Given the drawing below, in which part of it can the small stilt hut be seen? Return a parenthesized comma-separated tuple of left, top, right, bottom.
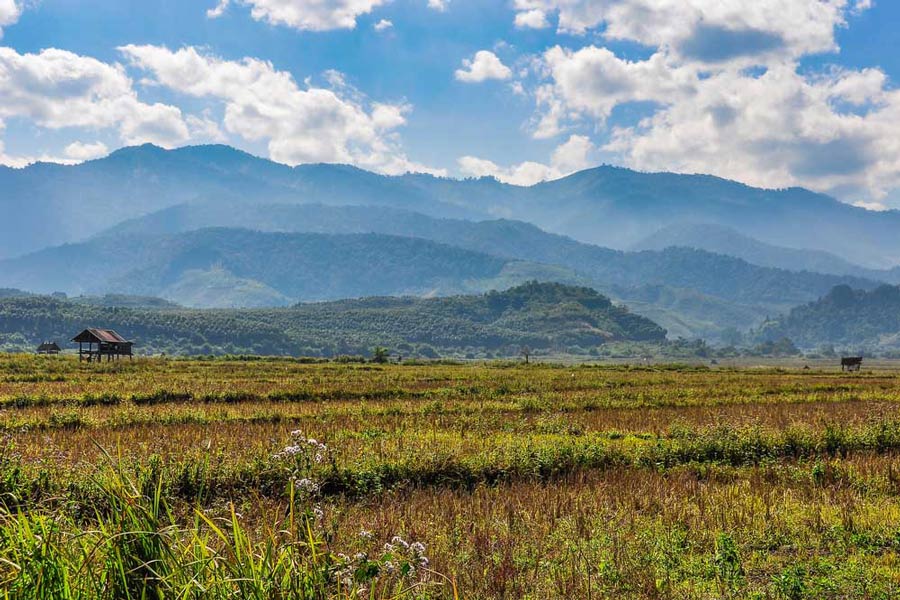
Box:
(36, 341, 61, 355)
(72, 328, 133, 362)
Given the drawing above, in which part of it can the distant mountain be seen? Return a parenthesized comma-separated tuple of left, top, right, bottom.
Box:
(0, 282, 666, 356)
(757, 284, 900, 351)
(5, 144, 900, 267)
(0, 144, 482, 259)
(509, 168, 900, 268)
(633, 223, 900, 282)
(0, 228, 581, 308)
(101, 202, 882, 322)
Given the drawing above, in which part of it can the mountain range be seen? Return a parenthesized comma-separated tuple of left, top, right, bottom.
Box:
(5, 144, 900, 267)
(0, 203, 879, 340)
(632, 223, 900, 282)
(3, 143, 900, 348)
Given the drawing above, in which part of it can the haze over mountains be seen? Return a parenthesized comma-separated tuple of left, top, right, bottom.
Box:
(4, 144, 900, 266)
(3, 143, 900, 349)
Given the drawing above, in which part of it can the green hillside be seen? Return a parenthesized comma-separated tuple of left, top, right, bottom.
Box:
(97, 203, 880, 338)
(756, 284, 900, 350)
(0, 229, 582, 307)
(0, 282, 666, 356)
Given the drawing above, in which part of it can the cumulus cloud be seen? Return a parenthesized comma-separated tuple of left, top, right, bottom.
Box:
(233, 0, 386, 31)
(540, 46, 693, 122)
(603, 65, 900, 200)
(458, 134, 595, 185)
(0, 47, 190, 151)
(64, 141, 109, 161)
(513, 0, 861, 62)
(119, 44, 443, 175)
(373, 18, 392, 31)
(515, 9, 550, 29)
(427, 0, 449, 11)
(455, 50, 513, 83)
(519, 0, 896, 201)
(0, 0, 20, 38)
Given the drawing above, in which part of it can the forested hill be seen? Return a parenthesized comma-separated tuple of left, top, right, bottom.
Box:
(5, 144, 900, 267)
(0, 229, 580, 307)
(0, 282, 666, 356)
(756, 284, 900, 350)
(99, 203, 880, 309)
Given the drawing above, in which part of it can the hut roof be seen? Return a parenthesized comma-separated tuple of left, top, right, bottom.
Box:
(36, 342, 61, 352)
(72, 328, 130, 344)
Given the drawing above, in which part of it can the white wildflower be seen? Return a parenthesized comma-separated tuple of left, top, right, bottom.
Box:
(296, 478, 320, 494)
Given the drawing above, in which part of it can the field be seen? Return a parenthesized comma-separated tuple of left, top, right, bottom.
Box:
(2, 355, 900, 598)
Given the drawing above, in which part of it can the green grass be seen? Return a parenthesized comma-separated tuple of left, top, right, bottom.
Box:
(3, 356, 900, 598)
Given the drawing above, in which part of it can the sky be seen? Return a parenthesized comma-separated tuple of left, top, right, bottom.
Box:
(1, 0, 900, 208)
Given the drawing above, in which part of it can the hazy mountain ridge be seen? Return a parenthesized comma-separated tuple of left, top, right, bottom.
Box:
(5, 144, 900, 268)
(0, 228, 581, 308)
(98, 202, 881, 325)
(633, 223, 900, 281)
(0, 282, 666, 356)
(5, 143, 900, 347)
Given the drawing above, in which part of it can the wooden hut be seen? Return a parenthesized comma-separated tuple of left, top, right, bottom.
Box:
(72, 328, 133, 362)
(36, 341, 61, 355)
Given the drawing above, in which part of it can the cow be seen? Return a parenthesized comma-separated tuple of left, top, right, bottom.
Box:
(841, 357, 863, 372)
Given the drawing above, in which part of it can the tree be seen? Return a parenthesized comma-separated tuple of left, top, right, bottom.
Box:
(371, 346, 390, 364)
(520, 345, 532, 364)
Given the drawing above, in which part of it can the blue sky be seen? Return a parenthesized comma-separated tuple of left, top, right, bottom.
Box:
(1, 0, 899, 207)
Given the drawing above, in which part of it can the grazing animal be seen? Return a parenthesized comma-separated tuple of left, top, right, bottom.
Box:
(841, 357, 863, 372)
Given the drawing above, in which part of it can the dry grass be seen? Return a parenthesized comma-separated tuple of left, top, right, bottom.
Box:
(3, 355, 900, 598)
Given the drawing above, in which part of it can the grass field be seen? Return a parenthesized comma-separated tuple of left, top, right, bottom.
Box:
(2, 354, 900, 598)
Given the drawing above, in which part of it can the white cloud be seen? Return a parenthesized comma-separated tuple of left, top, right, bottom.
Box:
(119, 45, 443, 175)
(458, 134, 595, 185)
(427, 0, 449, 11)
(518, 1, 897, 202)
(515, 9, 549, 29)
(551, 134, 594, 172)
(235, 0, 386, 31)
(207, 0, 230, 18)
(373, 18, 392, 31)
(186, 111, 229, 142)
(455, 50, 513, 83)
(541, 46, 693, 122)
(854, 199, 887, 211)
(603, 64, 900, 200)
(0, 0, 20, 38)
(513, 0, 869, 64)
(64, 141, 109, 161)
(0, 47, 190, 150)
(852, 0, 873, 15)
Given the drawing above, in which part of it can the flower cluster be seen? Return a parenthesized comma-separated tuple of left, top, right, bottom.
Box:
(331, 533, 431, 595)
(274, 430, 330, 500)
(383, 535, 430, 578)
(273, 430, 329, 464)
